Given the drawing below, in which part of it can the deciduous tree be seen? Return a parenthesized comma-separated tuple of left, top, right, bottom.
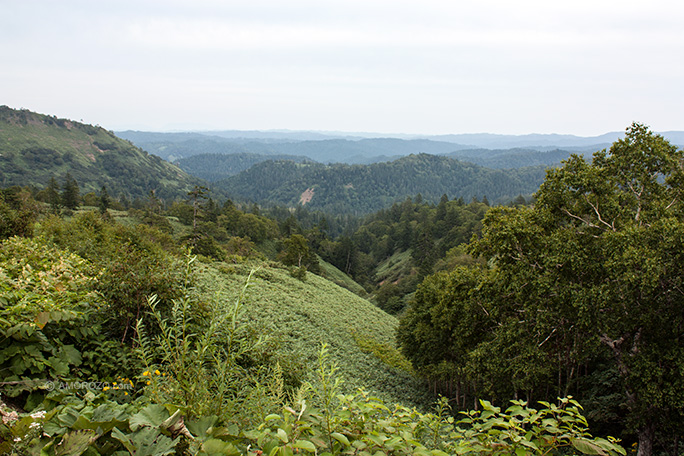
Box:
(399, 123, 684, 455)
(475, 123, 684, 455)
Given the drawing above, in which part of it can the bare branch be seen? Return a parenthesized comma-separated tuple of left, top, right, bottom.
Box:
(599, 334, 625, 354)
(538, 327, 557, 347)
(582, 196, 616, 231)
(561, 208, 599, 229)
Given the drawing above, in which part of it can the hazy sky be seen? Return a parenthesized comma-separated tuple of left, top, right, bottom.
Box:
(3, 0, 684, 135)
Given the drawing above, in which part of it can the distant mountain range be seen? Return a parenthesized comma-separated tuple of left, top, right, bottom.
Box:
(118, 128, 684, 165)
(4, 106, 682, 215)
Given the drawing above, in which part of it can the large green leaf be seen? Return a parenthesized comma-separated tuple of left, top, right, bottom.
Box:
(53, 430, 99, 456)
(571, 438, 608, 455)
(201, 438, 240, 455)
(129, 404, 169, 431)
(112, 426, 178, 456)
(186, 415, 219, 439)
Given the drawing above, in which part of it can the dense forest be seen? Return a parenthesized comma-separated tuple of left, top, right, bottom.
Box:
(175, 148, 571, 184)
(176, 153, 313, 182)
(3, 112, 681, 456)
(214, 154, 545, 214)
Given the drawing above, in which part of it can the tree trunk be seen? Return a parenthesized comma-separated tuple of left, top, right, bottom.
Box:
(672, 435, 679, 456)
(636, 421, 655, 456)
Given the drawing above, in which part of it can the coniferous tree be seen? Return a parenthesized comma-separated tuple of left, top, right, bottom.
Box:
(61, 173, 80, 210)
(187, 185, 208, 232)
(99, 185, 110, 214)
(46, 176, 61, 213)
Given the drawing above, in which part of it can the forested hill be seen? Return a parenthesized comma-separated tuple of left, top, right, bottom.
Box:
(177, 152, 314, 181)
(0, 106, 200, 200)
(214, 153, 547, 214)
(448, 148, 573, 169)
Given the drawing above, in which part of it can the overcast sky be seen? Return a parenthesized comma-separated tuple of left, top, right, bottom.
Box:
(2, 0, 683, 136)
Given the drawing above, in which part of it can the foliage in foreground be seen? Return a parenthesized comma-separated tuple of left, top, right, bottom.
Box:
(0, 206, 624, 456)
(3, 347, 625, 456)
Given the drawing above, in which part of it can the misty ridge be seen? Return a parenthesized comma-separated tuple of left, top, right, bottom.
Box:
(117, 128, 684, 167)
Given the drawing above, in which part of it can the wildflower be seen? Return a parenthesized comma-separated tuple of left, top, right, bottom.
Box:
(103, 386, 110, 391)
(154, 370, 160, 375)
(143, 371, 150, 376)
(146, 381, 151, 385)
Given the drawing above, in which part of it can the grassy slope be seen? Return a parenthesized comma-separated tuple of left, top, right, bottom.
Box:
(375, 250, 414, 284)
(316, 256, 368, 296)
(196, 259, 432, 408)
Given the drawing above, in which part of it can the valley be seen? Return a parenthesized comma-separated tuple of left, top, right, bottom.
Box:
(2, 107, 680, 454)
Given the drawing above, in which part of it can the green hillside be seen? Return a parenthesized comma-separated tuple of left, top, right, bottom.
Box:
(197, 260, 428, 406)
(0, 106, 199, 200)
(215, 153, 546, 214)
(316, 256, 368, 295)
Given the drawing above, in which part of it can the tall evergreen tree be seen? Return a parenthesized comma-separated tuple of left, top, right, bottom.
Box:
(187, 185, 208, 232)
(46, 176, 61, 212)
(61, 173, 80, 210)
(99, 185, 110, 214)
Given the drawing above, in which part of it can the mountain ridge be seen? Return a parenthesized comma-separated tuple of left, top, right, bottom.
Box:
(118, 128, 684, 153)
(214, 153, 546, 214)
(119, 129, 684, 169)
(0, 106, 200, 200)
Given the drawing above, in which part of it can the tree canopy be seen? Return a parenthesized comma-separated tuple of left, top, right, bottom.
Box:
(398, 123, 684, 455)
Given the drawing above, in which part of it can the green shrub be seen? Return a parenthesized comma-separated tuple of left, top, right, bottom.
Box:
(0, 187, 38, 239)
(37, 212, 189, 342)
(249, 346, 626, 456)
(0, 237, 102, 398)
(136, 264, 284, 426)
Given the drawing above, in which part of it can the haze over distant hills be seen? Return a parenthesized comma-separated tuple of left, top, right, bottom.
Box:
(117, 128, 684, 167)
(111, 127, 684, 213)
(118, 128, 684, 152)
